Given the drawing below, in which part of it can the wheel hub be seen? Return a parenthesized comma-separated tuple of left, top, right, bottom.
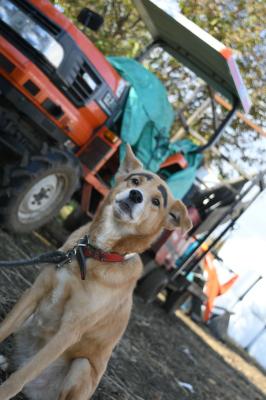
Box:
(18, 174, 66, 223)
(32, 187, 51, 206)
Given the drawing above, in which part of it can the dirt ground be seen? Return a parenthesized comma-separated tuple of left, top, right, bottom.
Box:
(0, 225, 265, 400)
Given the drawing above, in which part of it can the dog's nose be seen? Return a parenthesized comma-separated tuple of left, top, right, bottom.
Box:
(129, 189, 143, 204)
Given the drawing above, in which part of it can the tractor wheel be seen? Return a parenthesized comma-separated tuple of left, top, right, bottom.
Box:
(141, 259, 158, 279)
(136, 268, 169, 303)
(64, 205, 90, 232)
(0, 148, 81, 233)
(164, 289, 191, 314)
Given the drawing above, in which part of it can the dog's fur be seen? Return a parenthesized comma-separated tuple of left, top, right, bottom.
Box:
(0, 145, 192, 400)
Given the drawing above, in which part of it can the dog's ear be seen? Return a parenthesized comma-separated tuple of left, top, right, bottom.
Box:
(115, 144, 143, 182)
(164, 199, 192, 233)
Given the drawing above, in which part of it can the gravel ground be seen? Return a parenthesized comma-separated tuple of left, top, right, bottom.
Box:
(0, 226, 265, 400)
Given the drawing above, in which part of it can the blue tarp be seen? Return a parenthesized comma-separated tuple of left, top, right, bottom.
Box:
(108, 57, 203, 199)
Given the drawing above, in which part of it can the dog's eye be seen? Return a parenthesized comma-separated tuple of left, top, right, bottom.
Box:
(152, 198, 160, 207)
(131, 178, 139, 186)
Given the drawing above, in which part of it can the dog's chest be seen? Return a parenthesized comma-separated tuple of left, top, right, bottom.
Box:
(51, 269, 70, 304)
(21, 269, 71, 337)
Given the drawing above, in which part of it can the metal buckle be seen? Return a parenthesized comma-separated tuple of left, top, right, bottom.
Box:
(56, 235, 90, 270)
(56, 248, 76, 269)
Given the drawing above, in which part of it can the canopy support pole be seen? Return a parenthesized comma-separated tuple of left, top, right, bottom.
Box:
(135, 40, 162, 62)
(191, 100, 239, 153)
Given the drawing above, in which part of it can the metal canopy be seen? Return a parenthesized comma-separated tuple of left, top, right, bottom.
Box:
(133, 0, 251, 113)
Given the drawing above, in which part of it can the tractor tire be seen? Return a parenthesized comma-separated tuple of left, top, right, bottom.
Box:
(141, 259, 158, 279)
(0, 147, 81, 233)
(136, 268, 169, 303)
(64, 206, 90, 232)
(164, 289, 191, 314)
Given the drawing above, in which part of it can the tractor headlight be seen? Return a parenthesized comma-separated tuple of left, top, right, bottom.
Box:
(0, 0, 64, 68)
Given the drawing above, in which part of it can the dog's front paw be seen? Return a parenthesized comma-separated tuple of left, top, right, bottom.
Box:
(58, 384, 91, 400)
(0, 355, 8, 372)
(0, 374, 22, 400)
(58, 388, 75, 400)
(0, 383, 14, 400)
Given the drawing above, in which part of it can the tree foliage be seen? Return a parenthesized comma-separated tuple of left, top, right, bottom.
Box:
(179, 0, 266, 176)
(180, 0, 265, 114)
(53, 0, 151, 56)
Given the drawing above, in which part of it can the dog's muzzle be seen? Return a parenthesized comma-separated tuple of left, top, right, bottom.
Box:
(114, 189, 144, 221)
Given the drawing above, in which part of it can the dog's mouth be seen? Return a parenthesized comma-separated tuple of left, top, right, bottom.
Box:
(114, 200, 133, 219)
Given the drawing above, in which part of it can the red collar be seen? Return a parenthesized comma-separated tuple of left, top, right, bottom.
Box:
(82, 245, 126, 263)
(75, 236, 129, 280)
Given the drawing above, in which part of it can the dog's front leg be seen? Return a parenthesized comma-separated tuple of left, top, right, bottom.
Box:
(58, 357, 105, 400)
(0, 323, 80, 400)
(0, 268, 54, 343)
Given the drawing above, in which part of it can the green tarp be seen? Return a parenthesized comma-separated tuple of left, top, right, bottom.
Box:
(108, 57, 203, 199)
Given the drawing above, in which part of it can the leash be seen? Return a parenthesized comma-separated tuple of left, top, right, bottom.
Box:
(0, 251, 68, 268)
(0, 235, 128, 280)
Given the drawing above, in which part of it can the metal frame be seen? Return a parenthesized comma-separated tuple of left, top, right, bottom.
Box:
(190, 99, 239, 153)
(161, 175, 264, 313)
(78, 126, 121, 216)
(170, 174, 265, 283)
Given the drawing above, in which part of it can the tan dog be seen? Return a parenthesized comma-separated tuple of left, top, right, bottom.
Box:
(0, 145, 192, 400)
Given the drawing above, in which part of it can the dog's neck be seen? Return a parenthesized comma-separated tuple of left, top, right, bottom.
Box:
(87, 202, 161, 255)
(89, 204, 124, 251)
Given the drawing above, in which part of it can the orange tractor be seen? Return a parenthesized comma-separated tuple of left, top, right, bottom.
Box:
(0, 0, 250, 232)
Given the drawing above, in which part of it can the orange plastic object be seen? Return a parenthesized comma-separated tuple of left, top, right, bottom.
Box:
(203, 253, 238, 321)
(160, 152, 188, 169)
(220, 47, 233, 60)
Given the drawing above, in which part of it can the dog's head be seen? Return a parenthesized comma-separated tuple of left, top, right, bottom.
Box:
(94, 145, 192, 253)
